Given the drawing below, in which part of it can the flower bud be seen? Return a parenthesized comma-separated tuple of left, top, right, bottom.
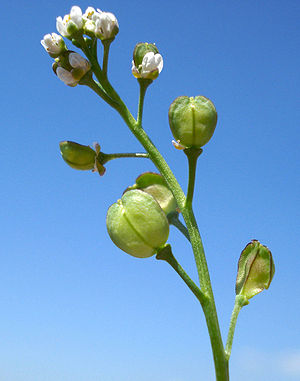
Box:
(59, 141, 96, 170)
(41, 33, 67, 58)
(53, 52, 91, 87)
(126, 172, 177, 216)
(106, 190, 169, 258)
(236, 240, 275, 300)
(94, 9, 119, 40)
(168, 96, 217, 148)
(132, 43, 163, 80)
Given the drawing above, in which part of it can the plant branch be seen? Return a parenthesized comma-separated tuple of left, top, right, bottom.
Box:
(225, 295, 249, 360)
(156, 245, 207, 306)
(87, 70, 229, 381)
(98, 152, 149, 164)
(184, 147, 202, 208)
(102, 40, 112, 78)
(137, 79, 152, 126)
(168, 212, 190, 241)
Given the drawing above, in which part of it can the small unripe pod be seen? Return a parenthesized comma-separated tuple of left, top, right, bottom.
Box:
(236, 240, 275, 300)
(168, 96, 217, 148)
(59, 141, 96, 170)
(106, 190, 169, 258)
(126, 172, 177, 216)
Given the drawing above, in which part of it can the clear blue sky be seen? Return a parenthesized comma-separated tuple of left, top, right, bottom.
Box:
(1, 1, 299, 380)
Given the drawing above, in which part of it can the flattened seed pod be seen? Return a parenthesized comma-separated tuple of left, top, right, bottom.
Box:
(106, 190, 169, 258)
(59, 141, 96, 170)
(169, 96, 217, 148)
(236, 240, 275, 300)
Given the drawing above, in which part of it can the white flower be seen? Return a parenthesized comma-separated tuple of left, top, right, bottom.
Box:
(56, 52, 91, 87)
(94, 9, 119, 40)
(41, 33, 66, 57)
(56, 6, 83, 37)
(83, 6, 97, 21)
(82, 7, 97, 34)
(132, 52, 163, 79)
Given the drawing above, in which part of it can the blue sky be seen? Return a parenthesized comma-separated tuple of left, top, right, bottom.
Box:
(1, 0, 299, 380)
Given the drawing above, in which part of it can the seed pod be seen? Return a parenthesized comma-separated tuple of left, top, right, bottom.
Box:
(106, 190, 169, 258)
(59, 141, 96, 170)
(168, 96, 217, 148)
(236, 240, 275, 300)
(126, 172, 177, 216)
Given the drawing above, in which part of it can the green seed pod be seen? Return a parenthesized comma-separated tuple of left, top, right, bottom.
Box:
(59, 141, 96, 170)
(126, 172, 177, 216)
(168, 96, 217, 148)
(236, 240, 275, 300)
(106, 189, 169, 258)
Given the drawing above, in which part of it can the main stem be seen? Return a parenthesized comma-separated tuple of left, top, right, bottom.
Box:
(115, 101, 229, 381)
(88, 74, 229, 380)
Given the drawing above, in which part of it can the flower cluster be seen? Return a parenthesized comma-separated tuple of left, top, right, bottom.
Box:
(41, 6, 164, 87)
(82, 7, 119, 40)
(56, 5, 119, 40)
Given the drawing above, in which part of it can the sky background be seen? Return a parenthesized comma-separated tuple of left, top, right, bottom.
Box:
(1, 0, 299, 380)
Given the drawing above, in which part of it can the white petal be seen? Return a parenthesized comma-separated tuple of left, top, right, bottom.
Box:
(142, 52, 156, 72)
(56, 67, 77, 86)
(141, 52, 163, 76)
(69, 53, 90, 72)
(56, 17, 67, 36)
(70, 5, 83, 28)
(70, 6, 82, 18)
(155, 54, 163, 73)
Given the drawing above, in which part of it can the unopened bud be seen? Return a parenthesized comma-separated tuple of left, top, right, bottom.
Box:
(59, 141, 96, 170)
(132, 43, 163, 80)
(106, 190, 169, 258)
(236, 240, 275, 300)
(168, 96, 217, 148)
(53, 52, 91, 87)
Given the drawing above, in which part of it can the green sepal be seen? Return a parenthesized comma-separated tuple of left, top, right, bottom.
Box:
(133, 42, 159, 67)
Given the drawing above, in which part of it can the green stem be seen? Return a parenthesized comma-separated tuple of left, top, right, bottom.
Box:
(184, 148, 202, 208)
(80, 37, 122, 106)
(183, 205, 229, 381)
(168, 212, 190, 242)
(156, 245, 207, 306)
(225, 295, 249, 361)
(98, 152, 149, 164)
(137, 79, 152, 126)
(85, 78, 119, 109)
(88, 75, 229, 381)
(102, 40, 112, 78)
